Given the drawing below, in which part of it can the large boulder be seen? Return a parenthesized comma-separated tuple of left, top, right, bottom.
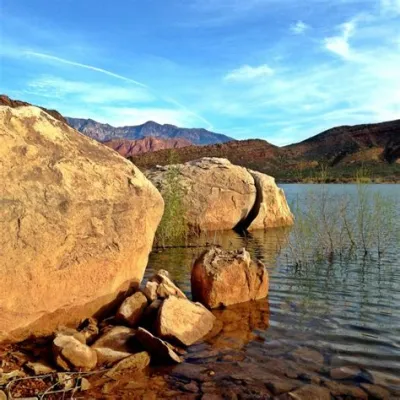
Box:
(146, 158, 256, 232)
(156, 297, 216, 346)
(247, 170, 294, 230)
(146, 158, 293, 232)
(191, 247, 269, 308)
(0, 106, 164, 343)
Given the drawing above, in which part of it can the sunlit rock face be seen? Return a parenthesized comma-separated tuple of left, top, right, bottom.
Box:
(146, 157, 293, 233)
(0, 105, 164, 343)
(191, 247, 269, 309)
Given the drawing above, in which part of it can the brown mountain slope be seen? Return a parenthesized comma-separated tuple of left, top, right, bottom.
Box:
(132, 120, 400, 182)
(0, 95, 68, 125)
(104, 136, 192, 157)
(285, 119, 400, 165)
(130, 139, 284, 172)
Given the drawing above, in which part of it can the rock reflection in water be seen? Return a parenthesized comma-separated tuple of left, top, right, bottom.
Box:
(206, 299, 270, 351)
(146, 227, 290, 294)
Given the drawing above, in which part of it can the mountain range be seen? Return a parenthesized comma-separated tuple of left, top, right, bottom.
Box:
(131, 121, 400, 182)
(1, 94, 399, 182)
(103, 137, 192, 158)
(66, 117, 233, 145)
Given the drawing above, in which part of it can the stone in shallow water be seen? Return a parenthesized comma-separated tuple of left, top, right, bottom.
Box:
(323, 380, 368, 399)
(156, 297, 215, 346)
(330, 365, 362, 380)
(291, 347, 324, 365)
(191, 247, 269, 309)
(116, 291, 148, 327)
(360, 383, 390, 400)
(105, 351, 150, 379)
(265, 378, 301, 395)
(135, 327, 182, 364)
(288, 384, 331, 400)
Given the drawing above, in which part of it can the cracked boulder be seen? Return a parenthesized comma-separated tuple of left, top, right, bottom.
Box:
(146, 158, 256, 232)
(146, 157, 293, 233)
(191, 247, 269, 308)
(247, 170, 294, 230)
(0, 105, 164, 343)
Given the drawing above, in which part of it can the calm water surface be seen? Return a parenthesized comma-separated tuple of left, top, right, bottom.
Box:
(146, 184, 400, 392)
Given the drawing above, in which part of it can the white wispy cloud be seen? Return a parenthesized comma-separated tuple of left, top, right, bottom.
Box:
(290, 21, 310, 34)
(323, 20, 356, 59)
(27, 76, 155, 104)
(380, 0, 400, 14)
(25, 51, 149, 88)
(22, 51, 213, 129)
(224, 64, 274, 82)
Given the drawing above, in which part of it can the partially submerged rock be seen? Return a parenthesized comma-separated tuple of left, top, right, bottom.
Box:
(0, 105, 164, 343)
(247, 170, 294, 230)
(156, 297, 216, 346)
(146, 158, 256, 232)
(116, 292, 148, 326)
(135, 327, 182, 364)
(105, 352, 151, 379)
(53, 334, 97, 371)
(289, 384, 331, 400)
(146, 158, 293, 233)
(191, 247, 269, 308)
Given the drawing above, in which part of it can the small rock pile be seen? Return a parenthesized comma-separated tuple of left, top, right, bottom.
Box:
(52, 269, 216, 373)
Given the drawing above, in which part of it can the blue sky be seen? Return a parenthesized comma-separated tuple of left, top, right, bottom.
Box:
(1, 0, 400, 145)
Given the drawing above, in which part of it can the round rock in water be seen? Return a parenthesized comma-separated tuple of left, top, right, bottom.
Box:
(191, 247, 269, 308)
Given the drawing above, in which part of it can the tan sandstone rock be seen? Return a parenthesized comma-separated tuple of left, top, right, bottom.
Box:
(146, 158, 293, 233)
(92, 326, 136, 365)
(116, 292, 148, 326)
(105, 351, 151, 379)
(146, 158, 256, 232)
(135, 327, 182, 363)
(53, 334, 97, 371)
(191, 247, 269, 308)
(156, 297, 216, 346)
(247, 170, 294, 230)
(0, 105, 164, 342)
(147, 270, 187, 299)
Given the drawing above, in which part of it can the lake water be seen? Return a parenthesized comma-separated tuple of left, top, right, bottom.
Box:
(143, 184, 400, 398)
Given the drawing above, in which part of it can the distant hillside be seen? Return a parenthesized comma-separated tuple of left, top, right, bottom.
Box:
(132, 120, 400, 183)
(285, 119, 400, 165)
(103, 136, 192, 158)
(130, 139, 284, 172)
(0, 94, 67, 124)
(66, 117, 233, 145)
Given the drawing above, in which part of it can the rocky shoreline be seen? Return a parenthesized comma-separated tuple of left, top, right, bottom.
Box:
(1, 249, 399, 399)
